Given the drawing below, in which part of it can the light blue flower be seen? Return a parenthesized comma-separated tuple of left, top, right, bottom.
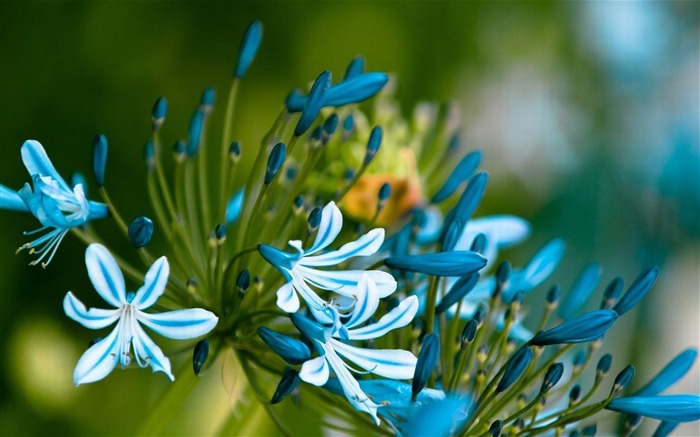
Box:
(291, 275, 419, 425)
(0, 140, 108, 266)
(259, 201, 396, 324)
(64, 244, 218, 385)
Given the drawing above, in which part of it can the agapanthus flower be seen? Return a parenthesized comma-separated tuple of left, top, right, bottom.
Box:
(64, 244, 218, 385)
(289, 275, 419, 425)
(258, 201, 396, 324)
(0, 140, 108, 266)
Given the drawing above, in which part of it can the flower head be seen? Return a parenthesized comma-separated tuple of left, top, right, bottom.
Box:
(64, 244, 218, 385)
(1, 140, 108, 266)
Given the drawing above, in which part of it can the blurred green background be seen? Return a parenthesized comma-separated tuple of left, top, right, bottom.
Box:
(1, 2, 698, 436)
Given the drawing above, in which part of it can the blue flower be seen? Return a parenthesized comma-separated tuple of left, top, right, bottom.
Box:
(0, 140, 108, 266)
(64, 244, 218, 385)
(606, 395, 700, 422)
(290, 276, 419, 425)
(530, 309, 619, 346)
(258, 201, 396, 324)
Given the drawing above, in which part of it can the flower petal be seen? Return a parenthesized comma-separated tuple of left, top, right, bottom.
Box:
(21, 140, 71, 191)
(85, 244, 126, 307)
(345, 275, 380, 329)
(305, 201, 343, 255)
(348, 295, 419, 341)
(301, 228, 384, 266)
(276, 281, 300, 313)
(331, 340, 417, 380)
(73, 322, 121, 385)
(299, 355, 330, 386)
(63, 292, 119, 330)
(137, 308, 218, 340)
(0, 184, 28, 211)
(296, 265, 396, 298)
(131, 323, 174, 381)
(132, 256, 170, 310)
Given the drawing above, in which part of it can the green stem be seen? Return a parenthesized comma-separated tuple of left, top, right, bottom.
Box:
(137, 365, 199, 436)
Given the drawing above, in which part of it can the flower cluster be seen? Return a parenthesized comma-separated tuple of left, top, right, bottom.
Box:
(1, 19, 698, 436)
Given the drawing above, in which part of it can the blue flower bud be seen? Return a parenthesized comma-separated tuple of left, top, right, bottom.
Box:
(342, 114, 354, 137)
(581, 423, 597, 436)
(613, 267, 659, 316)
(601, 277, 624, 309)
(497, 346, 533, 392)
(308, 206, 322, 232)
(612, 365, 636, 396)
(285, 89, 305, 112)
(364, 126, 382, 165)
(607, 394, 700, 422)
(286, 166, 297, 181)
(173, 139, 186, 162)
(431, 151, 482, 203)
(496, 260, 511, 294)
(541, 362, 564, 393)
(573, 350, 587, 371)
(635, 348, 698, 396)
(192, 339, 209, 375)
(225, 189, 244, 225)
(442, 172, 488, 251)
(324, 72, 388, 107)
(653, 421, 679, 437)
(128, 216, 154, 248)
(295, 71, 331, 137)
(236, 269, 250, 293)
(229, 141, 241, 162)
(91, 134, 108, 187)
(257, 326, 311, 365)
(385, 251, 487, 277)
(258, 243, 300, 272)
(473, 305, 486, 327)
(290, 312, 331, 343)
(271, 368, 300, 404)
(436, 272, 480, 314)
(323, 113, 339, 139)
(558, 262, 602, 319)
(186, 109, 205, 156)
(200, 87, 216, 112)
(447, 134, 460, 152)
(412, 333, 440, 401)
(343, 168, 354, 181)
(441, 219, 463, 253)
(143, 139, 155, 170)
(470, 233, 487, 255)
(570, 384, 582, 404)
(264, 142, 286, 185)
(293, 195, 304, 213)
(546, 284, 561, 307)
(378, 182, 391, 206)
(488, 420, 502, 437)
(530, 309, 619, 346)
(624, 414, 642, 434)
(214, 224, 226, 243)
(344, 55, 365, 80)
(151, 97, 167, 131)
(461, 319, 478, 348)
(597, 353, 613, 380)
(235, 20, 263, 79)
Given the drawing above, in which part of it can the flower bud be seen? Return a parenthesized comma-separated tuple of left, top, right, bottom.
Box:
(225, 189, 244, 225)
(431, 151, 482, 203)
(613, 267, 659, 316)
(295, 71, 331, 136)
(92, 134, 108, 187)
(229, 141, 241, 162)
(569, 384, 582, 405)
(235, 20, 263, 79)
(497, 346, 533, 393)
(200, 87, 216, 113)
(412, 333, 440, 401)
(612, 365, 635, 397)
(596, 353, 613, 382)
(257, 326, 311, 365)
(128, 216, 154, 248)
(470, 233, 487, 255)
(236, 269, 250, 293)
(541, 362, 564, 394)
(192, 339, 209, 375)
(460, 319, 478, 349)
(343, 55, 365, 80)
(364, 126, 382, 165)
(151, 96, 167, 131)
(271, 368, 300, 404)
(264, 142, 286, 185)
(488, 420, 502, 437)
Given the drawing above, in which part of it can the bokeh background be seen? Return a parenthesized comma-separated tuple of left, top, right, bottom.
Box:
(1, 2, 698, 436)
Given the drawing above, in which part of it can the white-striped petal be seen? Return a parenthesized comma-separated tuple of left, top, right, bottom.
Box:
(296, 266, 396, 298)
(132, 256, 169, 310)
(276, 282, 300, 313)
(301, 228, 384, 266)
(85, 244, 126, 307)
(345, 275, 380, 329)
(305, 202, 343, 255)
(299, 355, 330, 386)
(63, 292, 119, 330)
(348, 295, 419, 340)
(0, 184, 28, 211)
(331, 340, 417, 380)
(137, 308, 218, 340)
(73, 322, 121, 386)
(131, 323, 174, 381)
(21, 140, 71, 191)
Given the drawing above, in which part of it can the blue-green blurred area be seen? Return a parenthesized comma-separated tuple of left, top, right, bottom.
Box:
(1, 2, 698, 436)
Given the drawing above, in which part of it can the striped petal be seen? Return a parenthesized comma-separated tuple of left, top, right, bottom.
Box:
(131, 323, 174, 381)
(85, 244, 126, 307)
(21, 140, 71, 191)
(137, 308, 218, 340)
(73, 322, 121, 385)
(276, 281, 300, 313)
(345, 275, 380, 329)
(299, 355, 330, 386)
(301, 228, 384, 266)
(306, 201, 343, 255)
(348, 295, 418, 341)
(296, 266, 396, 298)
(331, 340, 417, 380)
(63, 292, 119, 330)
(132, 256, 169, 310)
